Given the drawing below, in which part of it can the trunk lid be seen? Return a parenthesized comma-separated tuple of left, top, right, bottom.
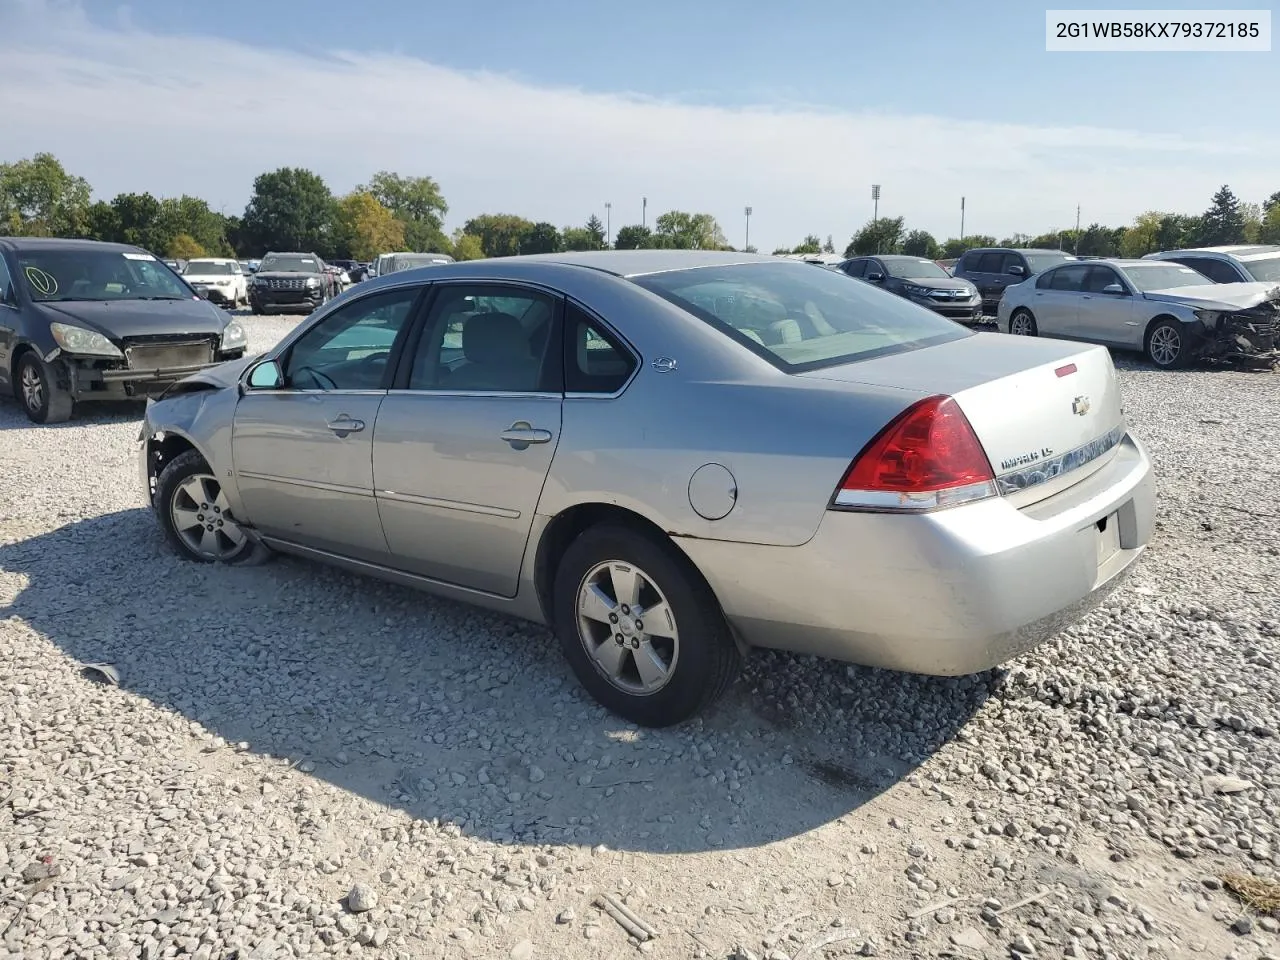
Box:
(801, 333, 1126, 506)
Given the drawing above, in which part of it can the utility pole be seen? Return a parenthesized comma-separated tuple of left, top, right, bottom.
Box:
(604, 202, 612, 247)
(870, 184, 881, 253)
(642, 197, 647, 229)
(744, 206, 752, 251)
(1074, 204, 1081, 255)
(960, 196, 965, 241)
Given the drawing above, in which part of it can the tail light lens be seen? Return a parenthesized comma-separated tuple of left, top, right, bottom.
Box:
(832, 395, 997, 512)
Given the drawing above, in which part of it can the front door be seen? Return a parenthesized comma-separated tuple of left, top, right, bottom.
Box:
(232, 285, 423, 560)
(372, 282, 563, 597)
(1078, 265, 1137, 346)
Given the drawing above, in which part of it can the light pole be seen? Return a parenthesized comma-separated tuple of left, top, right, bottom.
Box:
(871, 184, 881, 253)
(960, 196, 965, 241)
(744, 206, 752, 251)
(604, 202, 612, 247)
(642, 197, 647, 228)
(1074, 204, 1081, 255)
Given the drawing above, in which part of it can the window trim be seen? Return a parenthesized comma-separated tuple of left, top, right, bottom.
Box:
(389, 278, 566, 397)
(562, 297, 642, 400)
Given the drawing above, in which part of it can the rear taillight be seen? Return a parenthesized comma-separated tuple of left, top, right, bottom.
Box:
(832, 395, 997, 512)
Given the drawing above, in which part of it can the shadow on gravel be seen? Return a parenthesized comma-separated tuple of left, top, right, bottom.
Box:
(1, 510, 993, 854)
(0, 396, 147, 430)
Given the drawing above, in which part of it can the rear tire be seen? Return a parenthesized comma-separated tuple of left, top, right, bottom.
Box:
(552, 524, 740, 727)
(16, 353, 73, 424)
(155, 449, 272, 565)
(1145, 318, 1191, 369)
(1009, 309, 1038, 336)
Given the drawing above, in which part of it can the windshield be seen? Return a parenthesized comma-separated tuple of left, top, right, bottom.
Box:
(1023, 252, 1075, 273)
(16, 249, 192, 302)
(633, 261, 969, 372)
(185, 260, 235, 275)
(1121, 263, 1215, 292)
(1244, 256, 1280, 283)
(884, 258, 950, 280)
(259, 255, 320, 273)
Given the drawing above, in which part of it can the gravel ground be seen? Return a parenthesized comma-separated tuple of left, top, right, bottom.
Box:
(2, 313, 1278, 960)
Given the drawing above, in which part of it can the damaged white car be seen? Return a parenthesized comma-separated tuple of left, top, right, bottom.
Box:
(998, 258, 1279, 369)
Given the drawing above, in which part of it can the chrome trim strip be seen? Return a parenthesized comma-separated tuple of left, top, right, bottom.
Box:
(995, 426, 1127, 496)
(375, 490, 519, 519)
(237, 471, 373, 498)
(385, 390, 560, 400)
(833, 480, 998, 513)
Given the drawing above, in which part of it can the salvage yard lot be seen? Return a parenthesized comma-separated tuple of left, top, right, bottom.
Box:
(1, 313, 1278, 960)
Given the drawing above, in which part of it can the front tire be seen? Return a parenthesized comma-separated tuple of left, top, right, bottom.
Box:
(552, 524, 740, 727)
(1009, 309, 1038, 336)
(16, 353, 73, 424)
(155, 449, 271, 565)
(1145, 318, 1192, 369)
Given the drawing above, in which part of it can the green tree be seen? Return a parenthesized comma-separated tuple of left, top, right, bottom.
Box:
(335, 191, 405, 261)
(110, 192, 166, 251)
(1120, 212, 1163, 258)
(613, 225, 652, 249)
(1197, 185, 1245, 245)
(1257, 204, 1280, 245)
(902, 229, 940, 259)
(1240, 202, 1263, 243)
(360, 171, 450, 253)
(159, 196, 233, 255)
(0, 153, 92, 236)
(585, 215, 606, 249)
(84, 201, 122, 242)
(652, 211, 726, 249)
(1075, 223, 1123, 257)
(462, 214, 534, 257)
(822, 235, 836, 254)
(167, 234, 207, 260)
(1265, 191, 1280, 215)
(242, 167, 336, 255)
(1028, 232, 1065, 249)
(520, 222, 562, 254)
(451, 232, 486, 261)
(845, 216, 905, 257)
(1155, 214, 1200, 251)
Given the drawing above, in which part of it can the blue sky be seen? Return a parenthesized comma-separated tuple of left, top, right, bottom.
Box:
(3, 0, 1277, 250)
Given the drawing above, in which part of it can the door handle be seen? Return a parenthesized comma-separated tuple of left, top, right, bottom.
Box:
(326, 415, 365, 435)
(501, 421, 553, 448)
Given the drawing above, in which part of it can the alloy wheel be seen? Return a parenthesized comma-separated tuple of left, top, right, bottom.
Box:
(1149, 326, 1181, 366)
(170, 473, 247, 561)
(1011, 313, 1034, 336)
(576, 560, 680, 695)
(19, 363, 44, 414)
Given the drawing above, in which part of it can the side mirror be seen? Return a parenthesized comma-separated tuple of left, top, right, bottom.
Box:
(1007, 264, 1026, 276)
(1102, 283, 1126, 295)
(246, 358, 284, 390)
(866, 271, 884, 282)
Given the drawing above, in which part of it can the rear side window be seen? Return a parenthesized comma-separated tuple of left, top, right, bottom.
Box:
(973, 252, 1005, 273)
(1049, 264, 1089, 291)
(564, 303, 636, 394)
(1196, 259, 1246, 283)
(842, 259, 866, 278)
(633, 261, 969, 372)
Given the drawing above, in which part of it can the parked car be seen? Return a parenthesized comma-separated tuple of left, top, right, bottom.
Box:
(247, 252, 336, 314)
(836, 255, 983, 324)
(182, 257, 248, 308)
(0, 237, 248, 423)
(953, 248, 1077, 315)
(161, 258, 187, 274)
(998, 258, 1279, 368)
(1142, 245, 1280, 284)
(238, 259, 259, 275)
(370, 251, 455, 278)
(139, 251, 1153, 726)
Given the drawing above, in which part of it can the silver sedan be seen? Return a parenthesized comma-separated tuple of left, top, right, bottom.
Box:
(140, 251, 1155, 726)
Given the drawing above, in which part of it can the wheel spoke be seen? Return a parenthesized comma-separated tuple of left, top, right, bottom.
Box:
(609, 563, 641, 607)
(213, 488, 233, 514)
(578, 583, 616, 624)
(220, 522, 245, 546)
(172, 507, 203, 531)
(639, 600, 676, 638)
(590, 638, 628, 680)
(199, 526, 220, 555)
(633, 643, 669, 689)
(197, 476, 218, 507)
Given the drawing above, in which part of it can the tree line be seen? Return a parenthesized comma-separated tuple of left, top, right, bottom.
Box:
(0, 153, 737, 262)
(4, 153, 1279, 263)
(779, 185, 1280, 261)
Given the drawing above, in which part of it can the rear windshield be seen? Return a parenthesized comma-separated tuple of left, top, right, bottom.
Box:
(633, 261, 970, 371)
(1244, 255, 1280, 283)
(185, 260, 235, 275)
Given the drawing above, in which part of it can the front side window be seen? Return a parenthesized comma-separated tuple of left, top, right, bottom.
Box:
(0, 254, 14, 305)
(841, 259, 866, 279)
(283, 287, 420, 390)
(407, 284, 559, 392)
(564, 303, 636, 394)
(633, 261, 969, 372)
(1082, 266, 1124, 292)
(15, 248, 192, 302)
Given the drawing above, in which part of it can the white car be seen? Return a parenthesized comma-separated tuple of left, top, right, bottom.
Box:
(183, 258, 248, 308)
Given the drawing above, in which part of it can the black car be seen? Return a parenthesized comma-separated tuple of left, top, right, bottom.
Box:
(952, 247, 1076, 316)
(836, 254, 984, 323)
(247, 252, 337, 314)
(0, 237, 248, 423)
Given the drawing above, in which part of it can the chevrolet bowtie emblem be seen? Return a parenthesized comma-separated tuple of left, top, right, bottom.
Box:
(1072, 396, 1091, 416)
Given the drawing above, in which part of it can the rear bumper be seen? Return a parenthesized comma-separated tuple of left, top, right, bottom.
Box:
(677, 433, 1155, 675)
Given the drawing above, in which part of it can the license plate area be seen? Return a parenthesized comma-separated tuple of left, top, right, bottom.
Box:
(1096, 511, 1121, 566)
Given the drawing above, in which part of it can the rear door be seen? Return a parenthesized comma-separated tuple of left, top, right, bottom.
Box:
(371, 282, 564, 596)
(1032, 263, 1088, 335)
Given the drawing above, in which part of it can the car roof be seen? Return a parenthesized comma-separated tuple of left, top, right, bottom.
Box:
(0, 236, 148, 255)
(502, 250, 776, 278)
(962, 247, 1071, 255)
(1154, 244, 1280, 259)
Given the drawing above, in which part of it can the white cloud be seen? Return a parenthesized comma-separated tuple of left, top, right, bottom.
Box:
(2, 0, 1277, 250)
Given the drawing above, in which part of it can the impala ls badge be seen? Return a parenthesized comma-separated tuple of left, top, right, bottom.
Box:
(1072, 395, 1091, 416)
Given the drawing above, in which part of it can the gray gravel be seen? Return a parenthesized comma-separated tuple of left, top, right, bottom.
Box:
(1, 316, 1277, 959)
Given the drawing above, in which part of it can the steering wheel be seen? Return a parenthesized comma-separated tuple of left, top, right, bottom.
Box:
(293, 366, 337, 391)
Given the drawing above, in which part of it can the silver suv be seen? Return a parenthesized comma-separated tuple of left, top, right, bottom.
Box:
(1144, 245, 1280, 284)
